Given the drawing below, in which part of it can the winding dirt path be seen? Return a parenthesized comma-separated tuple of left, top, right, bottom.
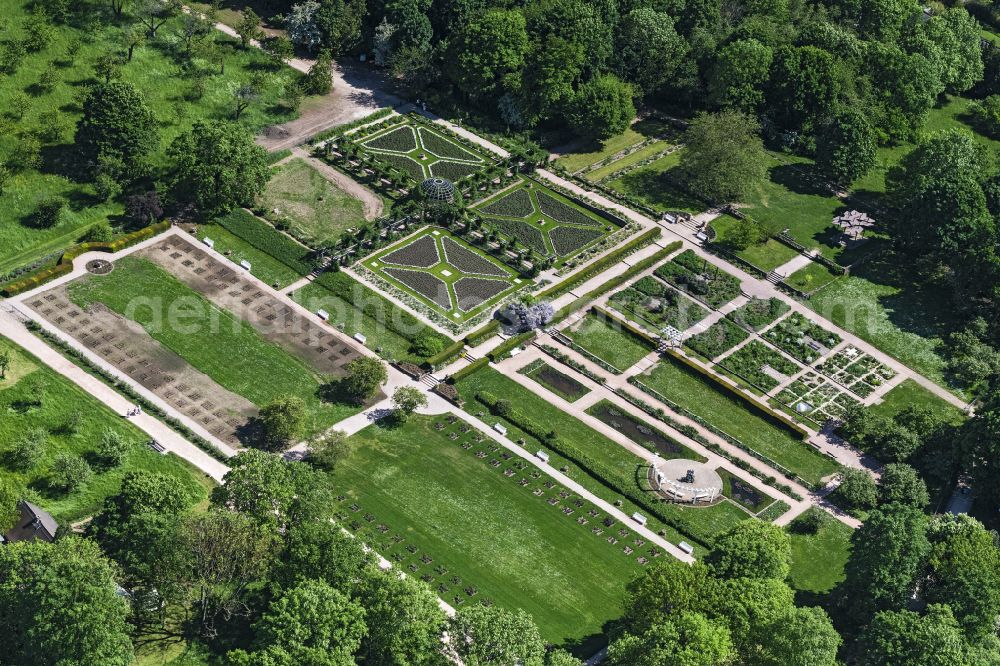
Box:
(291, 147, 384, 220)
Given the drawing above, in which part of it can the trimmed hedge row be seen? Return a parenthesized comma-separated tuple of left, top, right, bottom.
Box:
(448, 357, 490, 382)
(215, 209, 314, 276)
(25, 322, 230, 462)
(537, 227, 662, 302)
(2, 221, 172, 297)
(425, 339, 467, 371)
(265, 148, 292, 165)
(311, 108, 395, 144)
(487, 331, 536, 362)
(474, 390, 712, 549)
(663, 348, 814, 439)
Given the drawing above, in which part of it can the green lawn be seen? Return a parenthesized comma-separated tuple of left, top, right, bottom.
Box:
(785, 262, 841, 294)
(585, 141, 674, 182)
(289, 279, 416, 364)
(606, 150, 705, 215)
(808, 265, 963, 396)
(333, 415, 645, 651)
(455, 368, 750, 549)
(786, 509, 854, 593)
(195, 224, 302, 289)
(0, 1, 301, 275)
(710, 214, 799, 272)
(67, 256, 361, 436)
(555, 118, 674, 173)
(0, 336, 212, 523)
(869, 379, 966, 424)
(568, 314, 654, 372)
(639, 358, 840, 486)
(259, 158, 368, 246)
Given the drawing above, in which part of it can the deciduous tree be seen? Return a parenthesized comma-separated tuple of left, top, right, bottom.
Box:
(678, 111, 768, 202)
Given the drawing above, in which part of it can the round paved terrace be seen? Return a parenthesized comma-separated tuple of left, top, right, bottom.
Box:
(652, 458, 724, 503)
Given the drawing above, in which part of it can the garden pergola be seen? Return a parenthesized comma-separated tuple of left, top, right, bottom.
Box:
(832, 210, 875, 240)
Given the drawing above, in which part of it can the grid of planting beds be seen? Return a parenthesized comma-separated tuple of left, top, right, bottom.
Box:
(816, 346, 896, 398)
(774, 371, 860, 424)
(716, 340, 801, 392)
(654, 250, 743, 309)
(763, 312, 842, 364)
(609, 275, 709, 333)
(472, 180, 618, 262)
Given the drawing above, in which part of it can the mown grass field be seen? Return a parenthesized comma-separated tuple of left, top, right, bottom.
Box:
(639, 358, 840, 486)
(710, 214, 799, 272)
(0, 336, 212, 523)
(455, 367, 752, 549)
(786, 509, 853, 593)
(568, 314, 654, 372)
(333, 415, 644, 652)
(0, 0, 300, 274)
(605, 149, 705, 214)
(584, 141, 674, 182)
(555, 118, 673, 173)
(869, 379, 966, 424)
(67, 256, 361, 435)
(258, 158, 368, 247)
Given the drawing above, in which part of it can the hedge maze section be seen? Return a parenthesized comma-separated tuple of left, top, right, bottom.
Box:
(363, 228, 523, 324)
(473, 180, 620, 262)
(358, 120, 489, 181)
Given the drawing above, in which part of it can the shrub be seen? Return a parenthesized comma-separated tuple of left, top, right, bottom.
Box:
(8, 428, 47, 471)
(81, 221, 115, 243)
(790, 509, 827, 535)
(96, 429, 133, 468)
(30, 196, 67, 229)
(50, 453, 93, 493)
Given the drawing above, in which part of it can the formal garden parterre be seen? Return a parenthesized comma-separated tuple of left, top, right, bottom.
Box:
(359, 227, 525, 331)
(471, 179, 620, 264)
(355, 117, 489, 182)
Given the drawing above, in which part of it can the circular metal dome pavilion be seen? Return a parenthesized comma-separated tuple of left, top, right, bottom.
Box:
(420, 177, 455, 204)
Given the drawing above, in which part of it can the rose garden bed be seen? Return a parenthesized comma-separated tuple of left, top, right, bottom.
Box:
(357, 118, 489, 182)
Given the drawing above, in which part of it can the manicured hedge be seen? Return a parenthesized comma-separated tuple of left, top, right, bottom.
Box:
(487, 331, 536, 362)
(474, 389, 712, 548)
(1, 221, 172, 297)
(425, 339, 467, 370)
(537, 228, 661, 301)
(215, 209, 314, 276)
(449, 357, 490, 382)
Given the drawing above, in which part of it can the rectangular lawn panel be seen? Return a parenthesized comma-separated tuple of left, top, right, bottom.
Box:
(869, 379, 966, 424)
(333, 415, 644, 649)
(0, 337, 211, 523)
(0, 5, 299, 274)
(258, 158, 369, 247)
(520, 359, 590, 402)
(639, 357, 840, 486)
(785, 262, 841, 294)
(568, 314, 654, 372)
(709, 215, 799, 272)
(605, 150, 705, 215)
(786, 508, 853, 593)
(66, 256, 359, 436)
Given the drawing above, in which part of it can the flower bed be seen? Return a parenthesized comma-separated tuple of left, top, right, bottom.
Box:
(430, 160, 481, 181)
(442, 237, 508, 276)
(609, 276, 709, 332)
(487, 218, 548, 255)
(363, 125, 418, 152)
(536, 190, 604, 227)
(381, 234, 442, 268)
(717, 340, 801, 392)
(454, 276, 511, 310)
(775, 371, 860, 424)
(418, 127, 481, 161)
(684, 319, 749, 359)
(479, 188, 535, 218)
(728, 297, 789, 331)
(550, 226, 605, 256)
(763, 312, 841, 364)
(384, 267, 452, 309)
(815, 347, 895, 398)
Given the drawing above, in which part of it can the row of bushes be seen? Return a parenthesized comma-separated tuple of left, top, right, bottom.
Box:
(487, 331, 536, 362)
(474, 390, 712, 549)
(550, 240, 683, 325)
(664, 348, 814, 439)
(537, 227, 662, 302)
(612, 387, 804, 502)
(448, 357, 490, 383)
(25, 322, 230, 462)
(215, 209, 314, 276)
(2, 221, 172, 297)
(265, 148, 292, 165)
